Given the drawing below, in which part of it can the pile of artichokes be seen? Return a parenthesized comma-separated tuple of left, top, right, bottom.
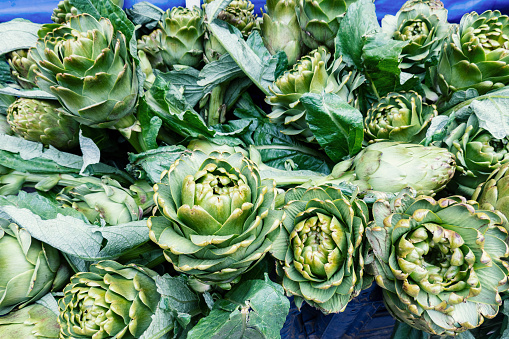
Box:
(3, 0, 509, 338)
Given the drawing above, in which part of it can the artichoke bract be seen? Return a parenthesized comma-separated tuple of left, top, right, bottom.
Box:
(58, 260, 160, 338)
(324, 142, 456, 196)
(472, 163, 509, 223)
(364, 91, 437, 143)
(56, 177, 146, 226)
(7, 98, 79, 150)
(433, 10, 509, 98)
(0, 219, 69, 316)
(0, 303, 60, 338)
(440, 113, 509, 198)
(29, 14, 138, 129)
(7, 49, 38, 89)
(148, 151, 283, 288)
(296, 0, 358, 50)
(366, 192, 509, 335)
(272, 185, 372, 313)
(261, 0, 303, 66)
(266, 47, 365, 143)
(382, 0, 450, 80)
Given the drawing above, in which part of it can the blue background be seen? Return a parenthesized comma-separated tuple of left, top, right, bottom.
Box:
(1, 0, 509, 24)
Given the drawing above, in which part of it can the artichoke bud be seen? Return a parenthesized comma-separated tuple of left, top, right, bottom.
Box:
(434, 10, 509, 98)
(0, 303, 60, 338)
(367, 192, 509, 335)
(382, 0, 450, 79)
(29, 14, 138, 129)
(364, 91, 437, 144)
(159, 7, 205, 68)
(58, 260, 160, 339)
(7, 98, 79, 150)
(275, 185, 371, 313)
(0, 220, 70, 316)
(7, 49, 38, 89)
(267, 47, 365, 143)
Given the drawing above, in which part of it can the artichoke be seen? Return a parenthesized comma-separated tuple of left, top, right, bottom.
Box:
(204, 0, 257, 62)
(433, 10, 509, 98)
(7, 49, 38, 89)
(159, 7, 205, 68)
(57, 177, 147, 226)
(0, 303, 60, 338)
(58, 260, 160, 338)
(381, 0, 450, 80)
(0, 219, 69, 316)
(472, 163, 509, 224)
(439, 113, 509, 197)
(266, 47, 365, 142)
(51, 0, 124, 24)
(364, 91, 437, 143)
(7, 98, 79, 150)
(29, 14, 138, 129)
(322, 142, 456, 196)
(261, 0, 303, 66)
(272, 185, 372, 313)
(366, 192, 509, 335)
(148, 150, 283, 288)
(296, 0, 358, 50)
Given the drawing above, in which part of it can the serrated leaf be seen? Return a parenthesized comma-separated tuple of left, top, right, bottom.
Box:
(127, 146, 187, 183)
(79, 130, 101, 175)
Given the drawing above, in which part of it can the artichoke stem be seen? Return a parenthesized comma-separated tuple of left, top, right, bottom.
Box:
(208, 82, 229, 126)
(114, 114, 145, 153)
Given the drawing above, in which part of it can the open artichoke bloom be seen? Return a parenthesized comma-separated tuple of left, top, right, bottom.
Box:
(442, 113, 509, 197)
(473, 163, 509, 223)
(382, 0, 450, 79)
(0, 219, 69, 316)
(272, 185, 372, 313)
(434, 10, 509, 98)
(364, 91, 437, 144)
(148, 151, 283, 288)
(296, 0, 358, 50)
(366, 192, 509, 335)
(29, 14, 138, 129)
(58, 260, 160, 338)
(267, 47, 365, 143)
(7, 98, 79, 150)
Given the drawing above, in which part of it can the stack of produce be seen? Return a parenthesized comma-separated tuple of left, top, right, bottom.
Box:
(1, 0, 509, 338)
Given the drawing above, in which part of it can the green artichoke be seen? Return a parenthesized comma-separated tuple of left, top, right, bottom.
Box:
(433, 10, 509, 98)
(364, 91, 437, 143)
(51, 0, 124, 24)
(439, 113, 509, 197)
(148, 150, 283, 288)
(159, 7, 205, 68)
(296, 0, 358, 50)
(57, 177, 147, 226)
(29, 14, 138, 129)
(381, 0, 450, 80)
(322, 142, 456, 196)
(272, 185, 372, 313)
(58, 260, 160, 338)
(266, 47, 365, 142)
(261, 0, 303, 66)
(7, 50, 38, 89)
(0, 303, 60, 338)
(7, 98, 79, 150)
(366, 192, 509, 335)
(472, 163, 509, 224)
(204, 1, 257, 62)
(0, 219, 69, 316)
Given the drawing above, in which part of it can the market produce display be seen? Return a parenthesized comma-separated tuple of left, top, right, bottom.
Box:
(1, 0, 509, 338)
